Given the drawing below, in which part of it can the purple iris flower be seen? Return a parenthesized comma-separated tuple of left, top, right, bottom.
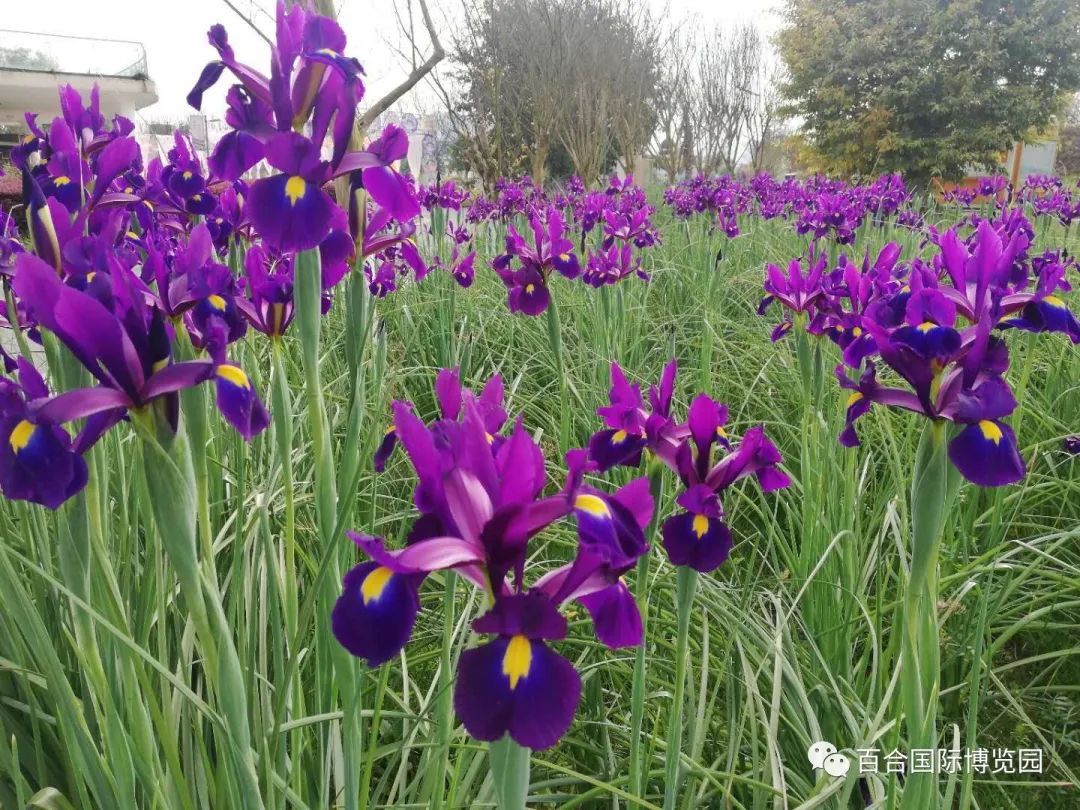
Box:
(235, 244, 295, 338)
(658, 394, 790, 572)
(189, 2, 418, 254)
(12, 253, 268, 446)
(587, 360, 677, 472)
(836, 281, 1025, 486)
(588, 361, 788, 573)
(333, 369, 652, 749)
(0, 358, 88, 509)
(758, 252, 828, 340)
(492, 206, 581, 316)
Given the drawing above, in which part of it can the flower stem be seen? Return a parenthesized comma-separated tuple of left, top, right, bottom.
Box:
(295, 248, 361, 809)
(489, 735, 530, 810)
(545, 296, 570, 451)
(428, 570, 457, 809)
(629, 461, 665, 798)
(900, 419, 955, 810)
(663, 565, 698, 810)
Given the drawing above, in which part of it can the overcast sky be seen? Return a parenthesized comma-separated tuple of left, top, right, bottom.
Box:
(1, 0, 783, 122)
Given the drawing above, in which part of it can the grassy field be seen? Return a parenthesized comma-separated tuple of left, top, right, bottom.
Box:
(0, 200, 1078, 809)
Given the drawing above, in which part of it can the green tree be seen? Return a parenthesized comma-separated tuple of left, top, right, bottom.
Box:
(777, 0, 1080, 184)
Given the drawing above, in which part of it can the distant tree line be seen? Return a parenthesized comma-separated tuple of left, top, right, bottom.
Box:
(434, 0, 784, 189)
(777, 0, 1080, 185)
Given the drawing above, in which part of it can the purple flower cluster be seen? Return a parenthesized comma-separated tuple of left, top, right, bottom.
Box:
(758, 215, 1080, 487)
(0, 1, 424, 510)
(334, 368, 652, 749)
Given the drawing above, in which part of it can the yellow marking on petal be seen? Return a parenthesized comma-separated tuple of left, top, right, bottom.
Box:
(54, 175, 71, 186)
(917, 321, 936, 333)
(559, 253, 570, 261)
(502, 634, 532, 690)
(216, 364, 251, 389)
(846, 392, 863, 408)
(611, 429, 628, 444)
(978, 420, 1003, 444)
(151, 358, 170, 373)
(317, 47, 338, 56)
(284, 176, 307, 206)
(206, 294, 227, 311)
(692, 514, 710, 538)
(384, 425, 396, 436)
(86, 271, 96, 283)
(9, 420, 35, 453)
(182, 170, 193, 180)
(575, 493, 611, 517)
(525, 283, 536, 294)
(124, 186, 134, 194)
(852, 326, 863, 337)
(486, 432, 496, 444)
(22, 134, 33, 144)
(360, 566, 394, 604)
(126, 231, 139, 240)
(716, 425, 728, 439)
(1044, 295, 1065, 309)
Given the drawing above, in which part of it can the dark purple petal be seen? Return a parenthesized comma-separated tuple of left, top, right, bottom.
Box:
(578, 580, 642, 649)
(454, 635, 581, 750)
(947, 420, 1025, 487)
(587, 428, 645, 472)
(373, 426, 397, 472)
(213, 365, 270, 440)
(32, 387, 132, 423)
(0, 416, 88, 509)
(661, 511, 733, 573)
(247, 172, 335, 252)
(209, 130, 266, 182)
(140, 360, 216, 401)
(332, 560, 420, 666)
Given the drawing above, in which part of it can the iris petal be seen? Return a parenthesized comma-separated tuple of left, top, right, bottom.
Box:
(948, 419, 1025, 487)
(332, 561, 420, 666)
(661, 511, 733, 573)
(588, 427, 645, 471)
(578, 580, 642, 648)
(247, 172, 334, 252)
(214, 365, 270, 440)
(454, 635, 581, 750)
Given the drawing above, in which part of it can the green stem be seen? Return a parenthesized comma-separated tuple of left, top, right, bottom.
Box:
(663, 566, 698, 810)
(629, 461, 665, 798)
(544, 297, 570, 451)
(269, 341, 297, 641)
(295, 249, 361, 810)
(899, 420, 955, 810)
(429, 570, 457, 809)
(490, 735, 530, 810)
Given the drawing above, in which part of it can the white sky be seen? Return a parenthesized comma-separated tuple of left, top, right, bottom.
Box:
(1, 0, 783, 122)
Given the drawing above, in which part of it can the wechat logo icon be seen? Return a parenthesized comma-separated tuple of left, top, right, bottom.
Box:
(808, 741, 850, 778)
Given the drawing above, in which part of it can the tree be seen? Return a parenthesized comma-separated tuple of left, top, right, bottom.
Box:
(651, 27, 695, 181)
(440, 0, 659, 188)
(777, 0, 1080, 184)
(689, 25, 758, 175)
(0, 46, 59, 72)
(1055, 93, 1080, 176)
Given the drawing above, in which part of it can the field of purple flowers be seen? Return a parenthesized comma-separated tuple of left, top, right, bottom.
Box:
(1, 4, 1079, 809)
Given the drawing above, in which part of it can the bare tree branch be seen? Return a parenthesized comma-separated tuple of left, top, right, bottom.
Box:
(360, 0, 446, 129)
